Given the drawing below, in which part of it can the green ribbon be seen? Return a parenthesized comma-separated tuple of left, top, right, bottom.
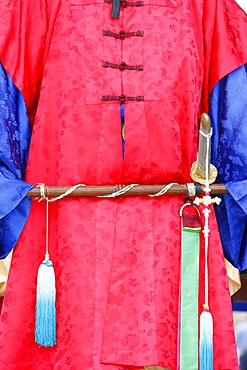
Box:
(179, 214, 201, 370)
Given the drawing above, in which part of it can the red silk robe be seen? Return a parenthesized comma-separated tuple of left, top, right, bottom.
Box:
(0, 1, 247, 369)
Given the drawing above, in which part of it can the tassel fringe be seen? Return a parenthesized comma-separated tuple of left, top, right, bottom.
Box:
(35, 259, 56, 347)
(200, 308, 213, 370)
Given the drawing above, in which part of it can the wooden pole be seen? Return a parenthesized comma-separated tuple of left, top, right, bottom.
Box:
(26, 183, 228, 198)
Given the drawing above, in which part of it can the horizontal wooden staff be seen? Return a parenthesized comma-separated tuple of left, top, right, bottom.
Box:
(27, 183, 228, 198)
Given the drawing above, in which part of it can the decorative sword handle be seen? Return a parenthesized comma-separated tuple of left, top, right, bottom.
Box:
(197, 113, 212, 179)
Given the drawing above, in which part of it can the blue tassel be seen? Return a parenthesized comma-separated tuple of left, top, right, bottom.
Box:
(35, 258, 56, 347)
(200, 307, 213, 370)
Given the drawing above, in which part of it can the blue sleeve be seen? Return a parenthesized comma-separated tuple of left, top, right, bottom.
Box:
(0, 62, 34, 259)
(209, 64, 247, 271)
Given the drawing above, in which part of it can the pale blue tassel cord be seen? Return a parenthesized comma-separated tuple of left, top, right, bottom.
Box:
(200, 308, 213, 370)
(35, 258, 56, 347)
(35, 194, 56, 347)
(35, 183, 87, 347)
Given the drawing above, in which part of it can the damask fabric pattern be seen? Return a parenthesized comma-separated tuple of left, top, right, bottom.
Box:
(0, 62, 33, 259)
(0, 1, 247, 369)
(210, 64, 247, 272)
